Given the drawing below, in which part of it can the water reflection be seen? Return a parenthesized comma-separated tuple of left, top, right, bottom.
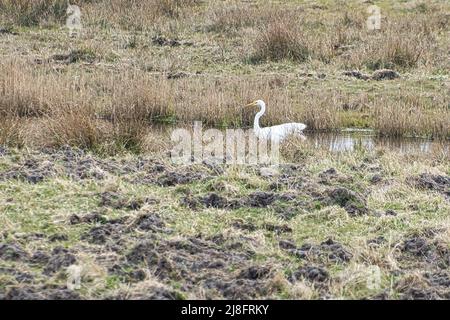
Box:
(152, 124, 448, 156)
(307, 132, 448, 155)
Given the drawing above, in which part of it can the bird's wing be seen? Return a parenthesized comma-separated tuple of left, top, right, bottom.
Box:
(279, 123, 306, 133)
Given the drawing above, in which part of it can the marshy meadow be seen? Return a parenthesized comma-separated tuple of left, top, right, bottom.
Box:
(0, 0, 449, 300)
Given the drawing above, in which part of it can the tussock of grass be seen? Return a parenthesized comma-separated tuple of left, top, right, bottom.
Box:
(250, 20, 312, 63)
(0, 0, 67, 27)
(0, 117, 22, 147)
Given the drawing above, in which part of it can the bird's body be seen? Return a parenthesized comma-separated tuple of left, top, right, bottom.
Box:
(247, 100, 306, 143)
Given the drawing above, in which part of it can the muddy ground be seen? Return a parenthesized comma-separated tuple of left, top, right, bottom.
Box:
(0, 146, 449, 300)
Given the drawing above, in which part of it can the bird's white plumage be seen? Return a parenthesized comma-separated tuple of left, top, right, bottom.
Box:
(247, 100, 306, 143)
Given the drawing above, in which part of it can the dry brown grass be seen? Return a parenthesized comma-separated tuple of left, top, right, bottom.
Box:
(242, 4, 448, 70)
(0, 117, 23, 146)
(205, 3, 261, 33)
(373, 93, 449, 138)
(344, 17, 445, 70)
(80, 0, 200, 31)
(42, 107, 106, 149)
(0, 0, 67, 26)
(153, 0, 199, 18)
(2, 1, 447, 70)
(0, 57, 448, 152)
(250, 19, 312, 63)
(0, 0, 199, 29)
(298, 92, 342, 131)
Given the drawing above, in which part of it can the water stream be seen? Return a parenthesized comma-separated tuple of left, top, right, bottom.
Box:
(153, 125, 449, 156)
(305, 131, 448, 154)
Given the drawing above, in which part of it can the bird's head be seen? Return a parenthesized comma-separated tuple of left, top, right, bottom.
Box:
(245, 100, 265, 109)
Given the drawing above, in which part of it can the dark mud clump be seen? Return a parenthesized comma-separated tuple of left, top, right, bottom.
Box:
(370, 174, 383, 184)
(0, 146, 8, 156)
(111, 285, 179, 300)
(0, 266, 34, 283)
(141, 286, 179, 300)
(245, 192, 276, 207)
(201, 159, 225, 175)
(425, 271, 450, 288)
(157, 171, 209, 187)
(133, 212, 167, 233)
(401, 236, 430, 256)
(314, 239, 353, 263)
(327, 187, 369, 216)
(290, 265, 329, 283)
(43, 247, 77, 275)
(282, 238, 352, 264)
(232, 221, 258, 232)
(371, 69, 400, 81)
(397, 287, 444, 300)
(80, 215, 132, 249)
(399, 236, 450, 269)
(273, 203, 303, 220)
(0, 27, 18, 36)
(30, 251, 50, 265)
(180, 194, 201, 209)
(81, 219, 128, 246)
(407, 173, 450, 198)
(82, 225, 113, 245)
(201, 277, 270, 299)
(318, 168, 337, 184)
(54, 148, 154, 180)
(263, 223, 292, 234)
(238, 266, 272, 280)
(167, 71, 190, 80)
(4, 285, 80, 300)
(69, 212, 107, 225)
(0, 243, 28, 261)
(254, 191, 293, 206)
(318, 168, 353, 185)
(108, 264, 147, 284)
(183, 191, 293, 210)
(123, 234, 279, 299)
(394, 274, 450, 300)
(385, 209, 397, 216)
(151, 35, 193, 47)
(0, 158, 55, 184)
(343, 70, 370, 80)
(152, 35, 181, 47)
(99, 191, 142, 210)
(0, 147, 164, 184)
(199, 193, 233, 209)
(125, 241, 158, 265)
(367, 236, 386, 246)
(235, 221, 291, 235)
(279, 240, 297, 250)
(64, 157, 106, 180)
(48, 233, 69, 242)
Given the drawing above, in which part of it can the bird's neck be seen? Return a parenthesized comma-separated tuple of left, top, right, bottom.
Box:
(254, 104, 265, 133)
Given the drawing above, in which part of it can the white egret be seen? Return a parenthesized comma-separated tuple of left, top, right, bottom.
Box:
(245, 100, 306, 143)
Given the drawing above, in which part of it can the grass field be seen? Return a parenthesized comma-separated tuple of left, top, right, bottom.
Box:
(0, 0, 449, 300)
(0, 145, 449, 299)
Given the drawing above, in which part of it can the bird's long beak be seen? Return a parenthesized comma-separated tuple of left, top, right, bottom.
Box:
(245, 101, 257, 107)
